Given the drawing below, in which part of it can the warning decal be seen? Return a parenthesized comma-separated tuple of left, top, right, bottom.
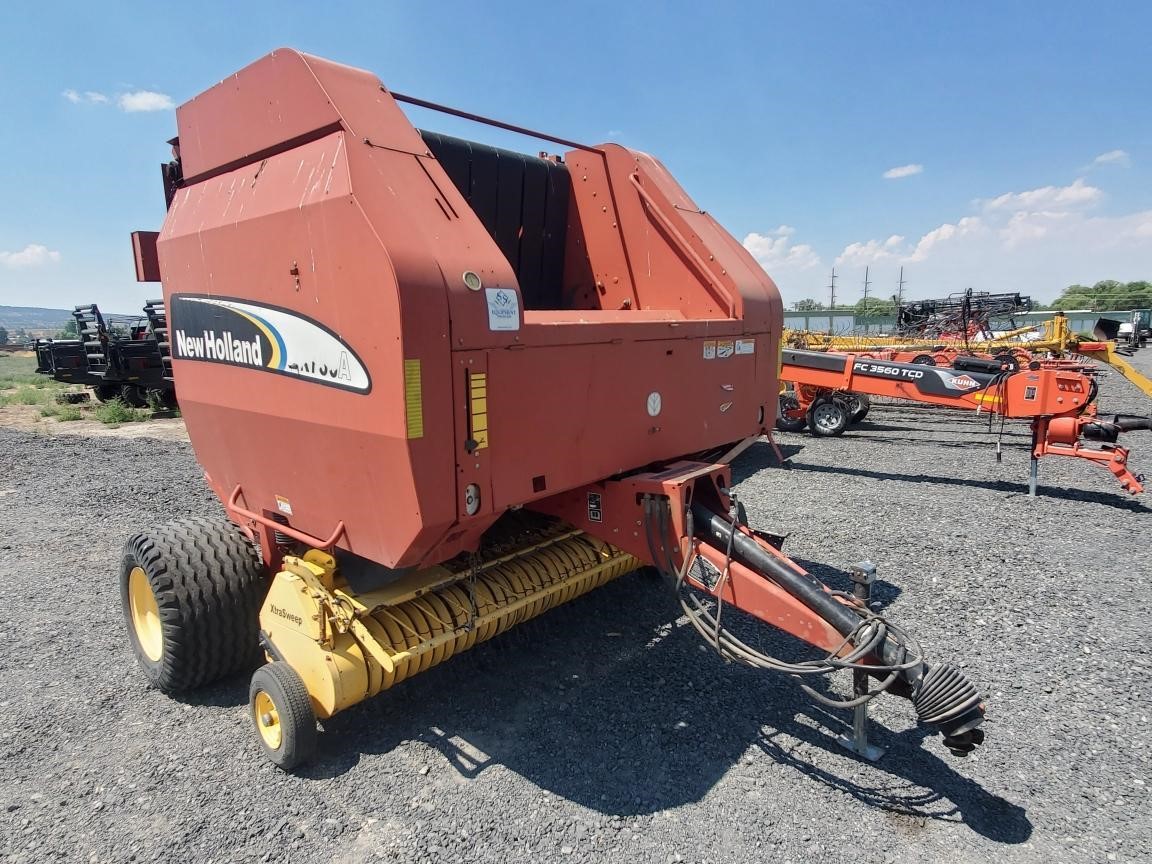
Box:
(587, 492, 603, 523)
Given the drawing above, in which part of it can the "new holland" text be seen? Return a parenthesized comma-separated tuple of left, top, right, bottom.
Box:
(174, 330, 264, 366)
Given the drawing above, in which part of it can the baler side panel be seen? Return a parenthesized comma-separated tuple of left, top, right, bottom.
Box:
(487, 340, 766, 510)
(160, 131, 460, 569)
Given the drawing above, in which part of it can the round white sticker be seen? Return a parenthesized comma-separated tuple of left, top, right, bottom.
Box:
(647, 392, 662, 417)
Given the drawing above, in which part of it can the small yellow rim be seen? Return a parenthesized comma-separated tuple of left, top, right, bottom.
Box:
(254, 691, 283, 750)
(128, 566, 163, 662)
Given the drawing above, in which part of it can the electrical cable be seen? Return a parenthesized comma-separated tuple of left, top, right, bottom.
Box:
(645, 498, 925, 709)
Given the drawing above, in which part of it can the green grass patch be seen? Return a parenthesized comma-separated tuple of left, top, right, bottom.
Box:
(56, 405, 84, 421)
(0, 354, 58, 389)
(92, 398, 149, 425)
(39, 402, 84, 421)
(4, 387, 52, 406)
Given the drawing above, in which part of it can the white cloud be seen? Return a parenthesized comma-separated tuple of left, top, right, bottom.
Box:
(743, 226, 825, 298)
(822, 179, 1152, 304)
(0, 244, 62, 269)
(906, 217, 985, 261)
(744, 225, 822, 272)
(836, 235, 905, 269)
(883, 163, 923, 180)
(1091, 149, 1130, 168)
(63, 88, 108, 105)
(117, 90, 174, 112)
(746, 175, 1152, 307)
(978, 177, 1102, 212)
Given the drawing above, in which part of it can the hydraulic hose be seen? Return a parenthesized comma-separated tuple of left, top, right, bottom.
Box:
(690, 502, 905, 667)
(687, 500, 984, 749)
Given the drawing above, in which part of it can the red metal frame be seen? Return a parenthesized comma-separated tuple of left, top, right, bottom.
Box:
(531, 461, 856, 658)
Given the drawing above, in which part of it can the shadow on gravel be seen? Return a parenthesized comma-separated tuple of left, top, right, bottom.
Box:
(731, 442, 804, 482)
(757, 703, 1033, 845)
(789, 462, 1151, 512)
(178, 677, 249, 708)
(836, 433, 1032, 451)
(292, 573, 1010, 840)
(852, 420, 1030, 435)
(736, 440, 1150, 513)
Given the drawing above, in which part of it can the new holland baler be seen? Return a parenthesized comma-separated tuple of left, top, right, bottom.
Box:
(123, 49, 984, 770)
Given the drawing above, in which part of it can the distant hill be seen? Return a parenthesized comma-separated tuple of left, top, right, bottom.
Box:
(0, 305, 74, 331)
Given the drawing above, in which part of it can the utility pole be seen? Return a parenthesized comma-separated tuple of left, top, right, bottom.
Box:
(862, 266, 871, 305)
(896, 266, 906, 307)
(828, 267, 837, 310)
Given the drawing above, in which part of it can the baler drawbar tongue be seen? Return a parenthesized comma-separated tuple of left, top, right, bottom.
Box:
(640, 491, 985, 758)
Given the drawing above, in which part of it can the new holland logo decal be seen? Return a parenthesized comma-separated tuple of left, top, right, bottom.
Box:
(169, 295, 371, 393)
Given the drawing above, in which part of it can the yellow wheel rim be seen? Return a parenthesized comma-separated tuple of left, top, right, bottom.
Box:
(254, 691, 283, 750)
(128, 566, 163, 662)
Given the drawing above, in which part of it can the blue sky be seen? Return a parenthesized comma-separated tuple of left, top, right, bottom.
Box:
(1, 1, 1150, 315)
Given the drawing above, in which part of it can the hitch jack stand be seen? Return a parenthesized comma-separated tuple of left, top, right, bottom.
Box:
(836, 561, 887, 762)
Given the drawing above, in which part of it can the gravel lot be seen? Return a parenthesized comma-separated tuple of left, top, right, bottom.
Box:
(1, 358, 1150, 864)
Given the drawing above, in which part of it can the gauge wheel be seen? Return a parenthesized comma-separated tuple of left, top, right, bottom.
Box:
(806, 397, 849, 437)
(249, 662, 317, 771)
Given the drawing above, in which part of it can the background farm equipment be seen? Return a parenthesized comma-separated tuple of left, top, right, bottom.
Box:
(120, 48, 984, 772)
(896, 289, 1032, 340)
(778, 349, 1151, 496)
(34, 301, 175, 408)
(786, 311, 1152, 402)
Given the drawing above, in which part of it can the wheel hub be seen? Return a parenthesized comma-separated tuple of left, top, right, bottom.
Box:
(127, 566, 163, 662)
(812, 403, 842, 432)
(254, 691, 283, 750)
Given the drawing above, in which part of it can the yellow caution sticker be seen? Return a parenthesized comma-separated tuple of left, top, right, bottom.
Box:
(469, 371, 488, 450)
(404, 359, 423, 439)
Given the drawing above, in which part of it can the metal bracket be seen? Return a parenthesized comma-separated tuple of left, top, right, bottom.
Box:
(837, 559, 886, 761)
(836, 674, 887, 763)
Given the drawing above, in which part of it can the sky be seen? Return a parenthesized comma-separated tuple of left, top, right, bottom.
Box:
(0, 1, 1150, 315)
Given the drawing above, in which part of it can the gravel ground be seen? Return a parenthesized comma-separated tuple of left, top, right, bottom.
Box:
(1, 359, 1150, 864)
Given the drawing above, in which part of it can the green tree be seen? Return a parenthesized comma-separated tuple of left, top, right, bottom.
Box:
(57, 318, 78, 339)
(1051, 280, 1152, 311)
(854, 296, 895, 317)
(1120, 281, 1152, 309)
(792, 298, 825, 311)
(1050, 284, 1093, 311)
(0, 326, 8, 345)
